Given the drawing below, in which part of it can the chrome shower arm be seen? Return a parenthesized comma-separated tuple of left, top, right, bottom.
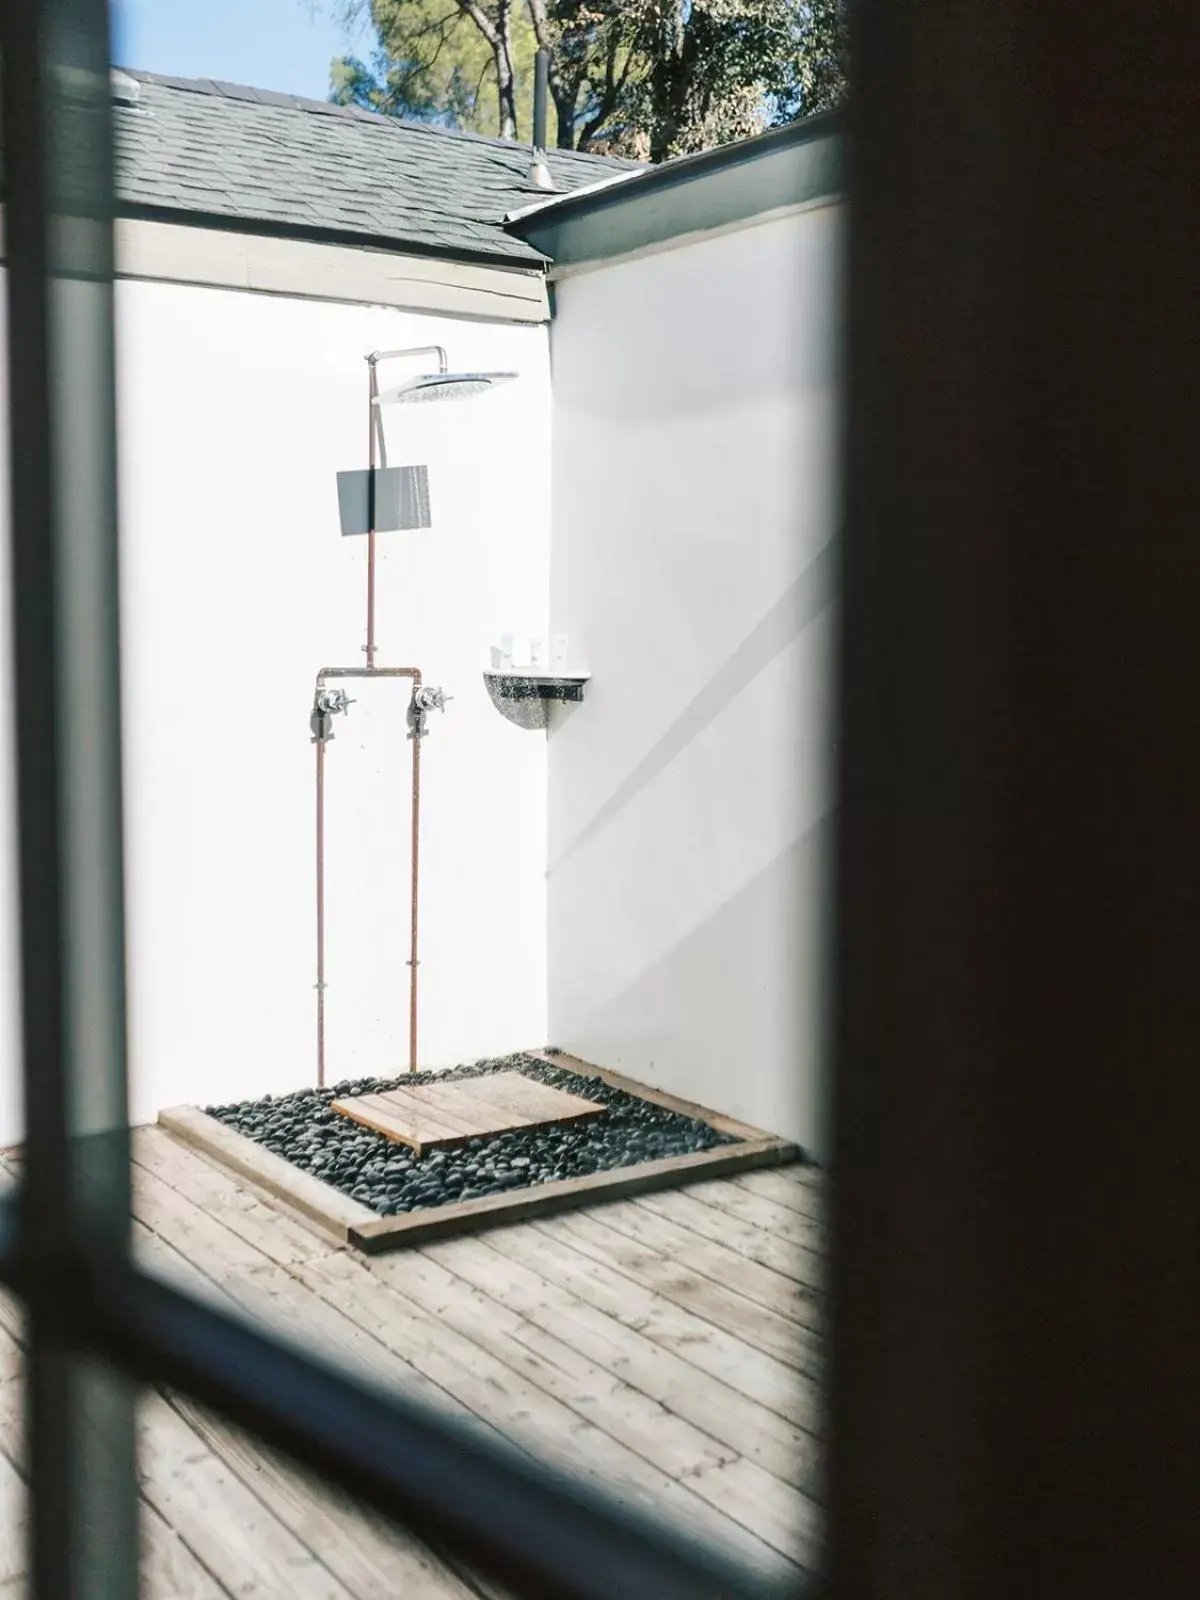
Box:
(366, 345, 448, 374)
(366, 347, 447, 473)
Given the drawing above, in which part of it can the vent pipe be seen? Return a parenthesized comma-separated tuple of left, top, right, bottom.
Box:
(110, 69, 140, 106)
(529, 49, 556, 192)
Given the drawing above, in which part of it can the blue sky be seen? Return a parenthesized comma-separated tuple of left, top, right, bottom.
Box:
(111, 0, 369, 100)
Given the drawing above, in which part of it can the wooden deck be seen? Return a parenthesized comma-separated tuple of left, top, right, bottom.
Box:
(0, 1126, 825, 1595)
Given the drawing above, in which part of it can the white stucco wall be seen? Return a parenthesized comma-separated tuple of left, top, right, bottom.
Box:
(546, 205, 842, 1154)
(0, 277, 552, 1143)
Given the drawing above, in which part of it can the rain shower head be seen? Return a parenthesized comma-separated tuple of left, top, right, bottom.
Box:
(374, 371, 518, 406)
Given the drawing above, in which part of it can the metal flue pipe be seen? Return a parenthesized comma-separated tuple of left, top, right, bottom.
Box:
(533, 49, 549, 152)
(529, 50, 556, 192)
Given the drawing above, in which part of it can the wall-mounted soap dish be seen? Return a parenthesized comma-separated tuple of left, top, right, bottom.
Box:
(483, 671, 590, 730)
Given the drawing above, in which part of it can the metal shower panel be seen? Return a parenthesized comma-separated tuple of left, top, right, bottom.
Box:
(336, 465, 431, 535)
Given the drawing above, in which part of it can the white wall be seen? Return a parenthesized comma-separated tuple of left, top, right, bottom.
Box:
(546, 205, 842, 1154)
(0, 208, 840, 1152)
(0, 277, 552, 1143)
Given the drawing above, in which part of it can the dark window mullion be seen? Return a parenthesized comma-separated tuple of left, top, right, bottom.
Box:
(1, 2, 139, 1596)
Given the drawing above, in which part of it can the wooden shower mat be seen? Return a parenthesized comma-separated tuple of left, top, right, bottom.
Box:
(331, 1071, 605, 1156)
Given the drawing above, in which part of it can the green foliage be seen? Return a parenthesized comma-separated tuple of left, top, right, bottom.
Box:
(330, 2, 548, 140)
(621, 0, 849, 161)
(327, 1, 848, 160)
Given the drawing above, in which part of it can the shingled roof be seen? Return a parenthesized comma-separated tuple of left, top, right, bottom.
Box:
(112, 70, 638, 268)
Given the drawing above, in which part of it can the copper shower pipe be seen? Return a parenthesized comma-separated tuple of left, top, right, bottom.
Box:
(321, 348, 451, 1081)
(363, 346, 447, 670)
(316, 731, 326, 1084)
(314, 665, 423, 1088)
(365, 364, 378, 668)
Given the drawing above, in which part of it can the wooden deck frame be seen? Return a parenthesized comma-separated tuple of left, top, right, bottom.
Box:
(157, 1105, 375, 1242)
(160, 1053, 802, 1254)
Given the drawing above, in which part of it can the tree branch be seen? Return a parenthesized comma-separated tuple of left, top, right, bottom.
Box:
(448, 0, 517, 138)
(497, 0, 517, 138)
(454, 0, 499, 48)
(524, 0, 553, 53)
(472, 53, 492, 107)
(577, 23, 627, 149)
(407, 11, 463, 45)
(405, 11, 461, 72)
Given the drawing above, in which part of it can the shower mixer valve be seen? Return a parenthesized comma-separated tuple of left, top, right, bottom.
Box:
(408, 684, 452, 740)
(310, 686, 354, 743)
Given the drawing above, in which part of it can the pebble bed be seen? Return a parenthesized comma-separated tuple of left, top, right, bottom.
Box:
(206, 1052, 737, 1217)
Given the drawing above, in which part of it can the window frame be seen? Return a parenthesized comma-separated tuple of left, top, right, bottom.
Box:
(4, 1, 1194, 1598)
(0, 4, 789, 1598)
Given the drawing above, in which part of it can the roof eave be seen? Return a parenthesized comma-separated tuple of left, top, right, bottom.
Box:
(504, 111, 844, 271)
(116, 201, 551, 275)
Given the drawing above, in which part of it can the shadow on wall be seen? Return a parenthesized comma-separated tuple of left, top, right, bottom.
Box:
(550, 539, 836, 878)
(551, 819, 833, 1155)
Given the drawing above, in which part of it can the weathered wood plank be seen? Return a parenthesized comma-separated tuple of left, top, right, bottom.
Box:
(0, 1375, 234, 1600)
(539, 1209, 824, 1376)
(290, 1250, 809, 1577)
(351, 1135, 796, 1253)
(585, 1193, 824, 1329)
(362, 1239, 826, 1514)
(0, 1434, 25, 1589)
(137, 1390, 358, 1600)
(140, 1500, 236, 1600)
(14, 1164, 505, 1600)
(433, 1073, 603, 1132)
(130, 1161, 538, 1451)
(377, 1084, 506, 1137)
(478, 1220, 810, 1423)
(133, 1162, 284, 1282)
(334, 1091, 469, 1152)
(373, 1087, 482, 1136)
(0, 1301, 21, 1360)
(683, 1174, 826, 1249)
(355, 1247, 732, 1471)
(158, 1106, 373, 1240)
(0, 1324, 20, 1384)
(336, 1074, 605, 1155)
(425, 1233, 825, 1486)
(768, 1160, 824, 1189)
(636, 1186, 824, 1292)
(168, 1394, 479, 1600)
(734, 1167, 825, 1218)
(135, 1126, 344, 1269)
(131, 1215, 246, 1319)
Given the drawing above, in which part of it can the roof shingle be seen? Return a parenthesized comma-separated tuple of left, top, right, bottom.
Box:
(113, 70, 638, 267)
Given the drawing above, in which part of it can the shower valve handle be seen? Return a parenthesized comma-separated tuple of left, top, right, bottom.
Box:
(408, 684, 452, 739)
(414, 685, 452, 714)
(310, 687, 354, 743)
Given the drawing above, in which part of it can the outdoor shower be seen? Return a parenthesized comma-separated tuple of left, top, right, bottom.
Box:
(312, 346, 516, 1086)
(365, 347, 516, 668)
